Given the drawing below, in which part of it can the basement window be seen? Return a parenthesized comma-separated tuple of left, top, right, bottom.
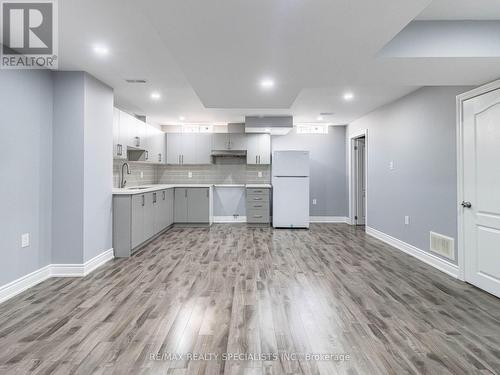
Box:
(182, 125, 214, 133)
(296, 125, 329, 134)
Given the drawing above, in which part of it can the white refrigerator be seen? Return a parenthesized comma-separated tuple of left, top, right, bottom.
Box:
(272, 151, 310, 228)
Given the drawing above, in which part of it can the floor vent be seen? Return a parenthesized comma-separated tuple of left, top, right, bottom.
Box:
(430, 232, 455, 261)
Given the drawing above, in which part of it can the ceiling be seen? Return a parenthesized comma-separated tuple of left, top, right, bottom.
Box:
(58, 0, 500, 126)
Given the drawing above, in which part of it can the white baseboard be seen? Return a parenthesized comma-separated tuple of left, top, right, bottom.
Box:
(0, 248, 114, 304)
(366, 226, 459, 278)
(52, 248, 114, 277)
(213, 216, 247, 223)
(310, 216, 350, 223)
(0, 265, 51, 304)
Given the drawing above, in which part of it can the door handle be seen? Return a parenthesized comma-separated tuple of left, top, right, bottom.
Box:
(256, 155, 258, 164)
(461, 201, 472, 208)
(145, 151, 148, 160)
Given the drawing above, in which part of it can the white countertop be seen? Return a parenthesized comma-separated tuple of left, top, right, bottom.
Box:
(113, 183, 272, 195)
(246, 184, 272, 188)
(113, 184, 212, 195)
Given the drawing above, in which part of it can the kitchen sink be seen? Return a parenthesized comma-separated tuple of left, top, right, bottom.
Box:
(126, 186, 150, 190)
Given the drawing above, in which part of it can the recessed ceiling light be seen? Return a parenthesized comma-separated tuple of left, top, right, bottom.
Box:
(343, 92, 354, 101)
(93, 45, 109, 56)
(151, 92, 161, 100)
(317, 116, 323, 121)
(260, 78, 275, 89)
(179, 116, 185, 121)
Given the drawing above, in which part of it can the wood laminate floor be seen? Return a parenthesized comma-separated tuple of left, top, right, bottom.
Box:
(1, 224, 500, 375)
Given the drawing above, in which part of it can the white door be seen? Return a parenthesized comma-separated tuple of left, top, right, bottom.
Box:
(355, 138, 366, 225)
(463, 88, 500, 298)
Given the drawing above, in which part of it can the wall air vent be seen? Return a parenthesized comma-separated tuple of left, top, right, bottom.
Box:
(125, 79, 147, 83)
(430, 232, 455, 261)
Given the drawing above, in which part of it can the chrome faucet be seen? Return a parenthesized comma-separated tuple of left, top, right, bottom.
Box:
(120, 162, 131, 188)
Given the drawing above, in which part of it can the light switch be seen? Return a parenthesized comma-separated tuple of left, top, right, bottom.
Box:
(405, 216, 410, 225)
(21, 233, 30, 248)
(312, 199, 317, 205)
(389, 161, 394, 170)
(188, 171, 193, 178)
(258, 171, 263, 178)
(140, 171, 144, 179)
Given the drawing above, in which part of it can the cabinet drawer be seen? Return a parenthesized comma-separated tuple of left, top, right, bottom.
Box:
(246, 188, 270, 195)
(247, 209, 270, 223)
(247, 201, 269, 210)
(246, 194, 269, 203)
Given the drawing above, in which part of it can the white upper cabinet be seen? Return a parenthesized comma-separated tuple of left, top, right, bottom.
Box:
(246, 134, 270, 164)
(113, 108, 166, 163)
(212, 133, 247, 150)
(166, 133, 213, 165)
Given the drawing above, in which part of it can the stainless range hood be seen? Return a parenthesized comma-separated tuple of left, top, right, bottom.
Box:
(211, 150, 247, 157)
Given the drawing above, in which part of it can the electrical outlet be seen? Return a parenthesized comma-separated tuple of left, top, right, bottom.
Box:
(312, 199, 317, 205)
(258, 171, 263, 178)
(21, 233, 30, 248)
(389, 161, 395, 170)
(405, 216, 410, 225)
(188, 171, 193, 178)
(140, 171, 144, 179)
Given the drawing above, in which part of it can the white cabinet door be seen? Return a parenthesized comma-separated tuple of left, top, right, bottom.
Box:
(196, 134, 212, 164)
(166, 133, 182, 164)
(246, 134, 260, 164)
(113, 108, 126, 159)
(258, 134, 271, 164)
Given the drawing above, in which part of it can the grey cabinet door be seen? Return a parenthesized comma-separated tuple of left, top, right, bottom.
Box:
(143, 192, 155, 240)
(259, 134, 271, 164)
(174, 188, 188, 222)
(212, 134, 229, 150)
(165, 189, 174, 227)
(196, 134, 213, 164)
(155, 190, 166, 234)
(131, 194, 145, 248)
(246, 134, 259, 164)
(187, 188, 210, 223)
(166, 133, 182, 164)
(181, 134, 197, 164)
(228, 134, 247, 150)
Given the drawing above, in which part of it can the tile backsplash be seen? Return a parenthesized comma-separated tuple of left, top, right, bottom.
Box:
(113, 158, 270, 188)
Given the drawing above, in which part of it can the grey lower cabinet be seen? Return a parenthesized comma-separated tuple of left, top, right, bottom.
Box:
(113, 189, 174, 257)
(246, 188, 271, 224)
(174, 187, 210, 223)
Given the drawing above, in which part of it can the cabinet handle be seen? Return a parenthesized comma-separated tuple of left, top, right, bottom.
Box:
(258, 155, 261, 164)
(185, 189, 187, 198)
(117, 144, 121, 156)
(256, 155, 258, 164)
(145, 151, 149, 160)
(153, 192, 156, 203)
(254, 197, 262, 201)
(254, 215, 262, 218)
(134, 136, 140, 147)
(253, 204, 263, 208)
(142, 195, 145, 206)
(158, 153, 162, 162)
(182, 155, 184, 164)
(206, 189, 209, 198)
(178, 155, 180, 164)
(163, 191, 166, 200)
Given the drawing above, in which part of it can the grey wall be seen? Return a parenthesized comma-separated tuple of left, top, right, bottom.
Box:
(52, 72, 85, 264)
(0, 71, 53, 286)
(272, 126, 348, 217)
(83, 74, 113, 262)
(348, 86, 472, 263)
